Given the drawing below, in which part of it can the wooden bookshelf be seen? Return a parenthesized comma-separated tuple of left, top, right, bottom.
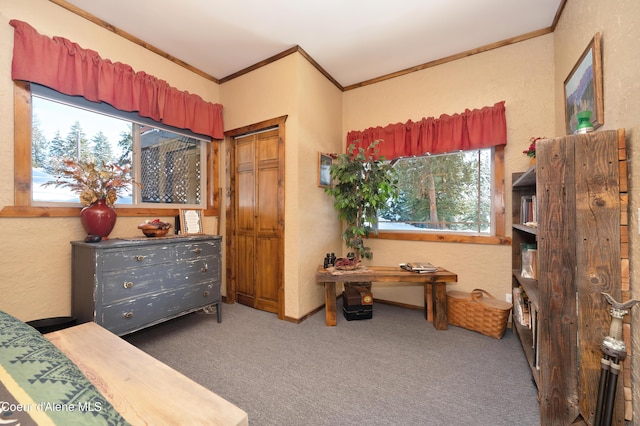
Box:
(511, 130, 627, 424)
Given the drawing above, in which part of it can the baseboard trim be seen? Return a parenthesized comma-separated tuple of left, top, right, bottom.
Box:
(283, 304, 325, 323)
(373, 298, 423, 311)
(287, 296, 427, 324)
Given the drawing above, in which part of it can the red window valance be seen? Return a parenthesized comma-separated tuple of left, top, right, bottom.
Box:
(346, 101, 507, 159)
(10, 19, 224, 140)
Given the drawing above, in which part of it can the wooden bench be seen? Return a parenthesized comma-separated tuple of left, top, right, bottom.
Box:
(46, 322, 248, 426)
(316, 265, 458, 329)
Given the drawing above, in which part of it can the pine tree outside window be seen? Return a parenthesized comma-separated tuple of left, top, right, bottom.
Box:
(31, 87, 207, 208)
(378, 148, 493, 235)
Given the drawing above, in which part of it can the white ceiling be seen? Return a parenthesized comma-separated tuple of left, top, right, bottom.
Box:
(61, 0, 562, 87)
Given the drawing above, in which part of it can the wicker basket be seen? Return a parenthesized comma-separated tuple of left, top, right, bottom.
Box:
(446, 289, 512, 339)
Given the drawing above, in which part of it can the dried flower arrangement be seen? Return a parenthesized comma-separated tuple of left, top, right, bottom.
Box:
(43, 159, 134, 207)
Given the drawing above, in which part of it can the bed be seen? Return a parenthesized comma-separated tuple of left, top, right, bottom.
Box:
(0, 310, 248, 425)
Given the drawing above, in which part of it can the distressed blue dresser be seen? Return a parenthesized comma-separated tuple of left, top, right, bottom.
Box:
(71, 235, 222, 336)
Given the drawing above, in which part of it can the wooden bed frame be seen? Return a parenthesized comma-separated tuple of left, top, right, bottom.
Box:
(45, 322, 248, 426)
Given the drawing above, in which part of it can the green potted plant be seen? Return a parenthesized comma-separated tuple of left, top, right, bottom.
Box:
(325, 141, 398, 264)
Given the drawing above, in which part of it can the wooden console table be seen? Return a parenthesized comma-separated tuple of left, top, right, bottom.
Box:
(316, 265, 457, 329)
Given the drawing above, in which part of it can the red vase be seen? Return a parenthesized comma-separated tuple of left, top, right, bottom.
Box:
(80, 199, 117, 238)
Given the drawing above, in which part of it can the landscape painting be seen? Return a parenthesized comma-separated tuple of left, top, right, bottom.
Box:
(564, 33, 603, 134)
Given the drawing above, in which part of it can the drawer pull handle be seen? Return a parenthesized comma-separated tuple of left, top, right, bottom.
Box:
(203, 291, 210, 297)
(123, 281, 134, 289)
(201, 262, 209, 273)
(192, 248, 202, 254)
(123, 311, 134, 319)
(135, 255, 146, 262)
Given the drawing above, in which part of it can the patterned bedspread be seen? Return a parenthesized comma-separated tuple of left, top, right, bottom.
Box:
(0, 311, 129, 425)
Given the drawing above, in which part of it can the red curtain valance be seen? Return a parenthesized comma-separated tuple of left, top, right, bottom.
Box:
(10, 19, 224, 140)
(346, 101, 507, 160)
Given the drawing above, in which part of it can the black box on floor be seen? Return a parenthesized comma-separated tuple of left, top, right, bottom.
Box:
(343, 286, 373, 321)
(343, 305, 372, 320)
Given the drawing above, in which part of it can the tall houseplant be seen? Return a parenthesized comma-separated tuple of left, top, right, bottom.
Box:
(325, 141, 397, 261)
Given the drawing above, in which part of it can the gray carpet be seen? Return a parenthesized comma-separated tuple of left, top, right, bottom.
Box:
(125, 300, 540, 426)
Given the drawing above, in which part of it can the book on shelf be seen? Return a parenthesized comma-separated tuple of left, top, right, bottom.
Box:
(520, 244, 538, 279)
(520, 195, 538, 226)
(512, 286, 530, 328)
(400, 262, 438, 273)
(532, 195, 537, 224)
(531, 307, 540, 370)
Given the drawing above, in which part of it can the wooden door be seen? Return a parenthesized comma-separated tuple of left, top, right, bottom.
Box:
(234, 128, 283, 314)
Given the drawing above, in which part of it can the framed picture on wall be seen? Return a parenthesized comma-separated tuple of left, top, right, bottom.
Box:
(179, 209, 204, 235)
(563, 32, 604, 135)
(318, 153, 332, 187)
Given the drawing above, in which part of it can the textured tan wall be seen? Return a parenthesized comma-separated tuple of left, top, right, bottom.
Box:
(219, 54, 343, 318)
(554, 1, 640, 422)
(0, 0, 220, 321)
(295, 58, 344, 317)
(342, 35, 556, 305)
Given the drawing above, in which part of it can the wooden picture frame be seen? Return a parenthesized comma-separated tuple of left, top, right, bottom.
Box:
(563, 32, 604, 135)
(318, 153, 332, 188)
(179, 209, 204, 235)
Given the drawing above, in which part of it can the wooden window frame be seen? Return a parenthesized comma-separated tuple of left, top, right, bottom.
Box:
(372, 145, 510, 246)
(1, 81, 220, 218)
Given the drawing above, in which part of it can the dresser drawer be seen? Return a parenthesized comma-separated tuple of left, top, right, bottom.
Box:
(175, 240, 221, 261)
(170, 256, 220, 286)
(101, 246, 174, 271)
(102, 259, 218, 303)
(100, 281, 221, 335)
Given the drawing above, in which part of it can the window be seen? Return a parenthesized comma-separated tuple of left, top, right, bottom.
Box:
(3, 81, 220, 218)
(375, 146, 506, 245)
(31, 87, 207, 208)
(379, 149, 492, 233)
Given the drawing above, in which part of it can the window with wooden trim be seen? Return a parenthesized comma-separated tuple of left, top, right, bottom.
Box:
(4, 81, 220, 218)
(374, 145, 508, 245)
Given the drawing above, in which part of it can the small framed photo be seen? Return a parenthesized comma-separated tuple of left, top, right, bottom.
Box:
(563, 32, 604, 135)
(318, 153, 332, 188)
(179, 209, 204, 235)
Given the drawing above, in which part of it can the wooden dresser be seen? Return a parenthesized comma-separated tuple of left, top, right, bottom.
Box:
(71, 235, 222, 336)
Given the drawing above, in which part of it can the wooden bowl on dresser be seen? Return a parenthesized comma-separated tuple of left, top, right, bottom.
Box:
(138, 223, 172, 237)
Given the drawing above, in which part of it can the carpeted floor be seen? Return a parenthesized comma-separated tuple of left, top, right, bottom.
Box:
(125, 300, 540, 426)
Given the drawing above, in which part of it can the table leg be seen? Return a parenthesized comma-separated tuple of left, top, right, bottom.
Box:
(432, 282, 448, 330)
(324, 282, 337, 326)
(424, 283, 433, 322)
